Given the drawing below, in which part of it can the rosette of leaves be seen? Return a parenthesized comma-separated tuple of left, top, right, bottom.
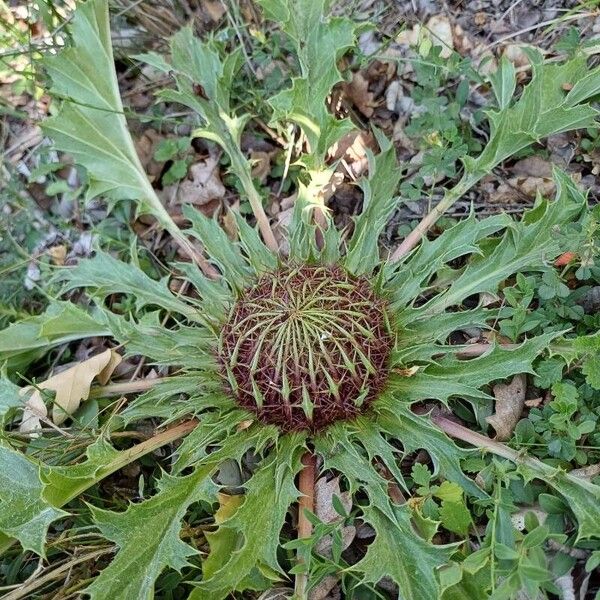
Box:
(1, 1, 600, 599)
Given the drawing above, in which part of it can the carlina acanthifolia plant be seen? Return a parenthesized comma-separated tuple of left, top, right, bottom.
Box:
(1, 0, 600, 599)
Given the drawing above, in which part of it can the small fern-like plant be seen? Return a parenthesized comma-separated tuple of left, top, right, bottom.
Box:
(1, 1, 600, 599)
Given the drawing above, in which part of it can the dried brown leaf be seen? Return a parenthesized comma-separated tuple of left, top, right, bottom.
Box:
(19, 349, 122, 428)
(486, 373, 527, 441)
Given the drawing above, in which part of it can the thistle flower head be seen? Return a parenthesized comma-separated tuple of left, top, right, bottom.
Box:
(219, 264, 393, 431)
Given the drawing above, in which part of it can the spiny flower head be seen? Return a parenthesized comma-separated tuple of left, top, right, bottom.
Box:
(219, 264, 393, 431)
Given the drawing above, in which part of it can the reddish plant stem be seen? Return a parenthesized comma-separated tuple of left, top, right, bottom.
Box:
(295, 451, 317, 599)
(389, 176, 476, 262)
(298, 451, 316, 538)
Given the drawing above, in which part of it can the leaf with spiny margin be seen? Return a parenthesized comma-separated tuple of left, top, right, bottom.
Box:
(345, 131, 403, 276)
(174, 261, 232, 322)
(384, 213, 511, 313)
(232, 211, 279, 274)
(41, 0, 178, 236)
(0, 302, 110, 374)
(99, 311, 216, 371)
(489, 56, 516, 110)
(191, 433, 305, 599)
(84, 430, 266, 600)
(257, 0, 359, 165)
(184, 206, 256, 288)
(121, 374, 213, 423)
(392, 307, 498, 363)
(421, 172, 584, 316)
(357, 504, 456, 600)
(376, 400, 485, 499)
(466, 50, 600, 177)
(86, 469, 215, 600)
(40, 439, 122, 507)
(0, 433, 205, 557)
(389, 333, 559, 406)
(173, 408, 249, 473)
(58, 251, 201, 320)
(0, 446, 68, 556)
(518, 463, 600, 541)
(288, 169, 341, 263)
(157, 28, 274, 237)
(346, 416, 408, 491)
(315, 430, 455, 599)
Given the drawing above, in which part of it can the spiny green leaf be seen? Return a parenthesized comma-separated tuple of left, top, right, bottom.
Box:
(0, 302, 109, 374)
(316, 430, 455, 599)
(161, 29, 276, 249)
(376, 401, 484, 499)
(232, 211, 279, 274)
(345, 131, 402, 276)
(40, 439, 122, 507)
(357, 503, 455, 600)
(86, 469, 215, 600)
(41, 0, 184, 242)
(258, 0, 359, 165)
(466, 50, 599, 177)
(184, 206, 256, 288)
(385, 213, 511, 313)
(390, 333, 558, 405)
(100, 310, 216, 371)
(121, 374, 214, 423)
(489, 56, 516, 110)
(421, 180, 584, 316)
(173, 408, 251, 473)
(85, 430, 262, 600)
(58, 251, 201, 320)
(192, 433, 305, 599)
(0, 446, 68, 556)
(174, 261, 232, 322)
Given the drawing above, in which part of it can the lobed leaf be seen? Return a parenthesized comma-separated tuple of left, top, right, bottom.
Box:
(0, 446, 68, 556)
(345, 131, 403, 276)
(316, 430, 455, 599)
(192, 433, 305, 598)
(258, 0, 358, 166)
(41, 0, 186, 245)
(0, 302, 109, 374)
(58, 251, 202, 321)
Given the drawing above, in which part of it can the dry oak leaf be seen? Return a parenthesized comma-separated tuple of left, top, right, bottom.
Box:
(177, 154, 226, 207)
(345, 71, 377, 118)
(486, 373, 527, 441)
(19, 349, 121, 429)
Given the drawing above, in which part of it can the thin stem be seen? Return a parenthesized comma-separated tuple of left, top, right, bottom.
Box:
(88, 377, 168, 398)
(2, 547, 112, 600)
(227, 144, 279, 252)
(295, 451, 317, 600)
(390, 175, 476, 262)
(452, 343, 519, 358)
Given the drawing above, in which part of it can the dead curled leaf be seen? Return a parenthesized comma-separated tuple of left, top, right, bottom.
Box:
(314, 476, 355, 557)
(176, 153, 225, 207)
(19, 349, 122, 431)
(486, 373, 527, 441)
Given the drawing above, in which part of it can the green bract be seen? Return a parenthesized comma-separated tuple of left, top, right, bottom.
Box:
(1, 1, 600, 599)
